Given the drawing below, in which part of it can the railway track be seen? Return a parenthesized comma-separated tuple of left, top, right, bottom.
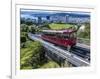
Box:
(31, 33, 90, 61)
(71, 46, 90, 61)
(28, 33, 90, 66)
(57, 45, 90, 61)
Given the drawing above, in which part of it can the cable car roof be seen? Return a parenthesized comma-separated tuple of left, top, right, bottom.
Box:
(42, 29, 76, 34)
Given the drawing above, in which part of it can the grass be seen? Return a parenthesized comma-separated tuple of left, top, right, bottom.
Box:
(49, 23, 74, 30)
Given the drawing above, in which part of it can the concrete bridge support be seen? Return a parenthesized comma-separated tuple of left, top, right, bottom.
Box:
(44, 49, 73, 67)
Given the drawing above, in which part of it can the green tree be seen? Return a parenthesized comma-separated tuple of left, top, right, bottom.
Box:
(20, 41, 45, 69)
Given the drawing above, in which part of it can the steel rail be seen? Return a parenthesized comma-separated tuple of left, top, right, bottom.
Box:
(28, 33, 90, 66)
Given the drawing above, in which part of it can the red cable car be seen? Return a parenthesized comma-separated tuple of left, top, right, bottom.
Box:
(41, 29, 77, 50)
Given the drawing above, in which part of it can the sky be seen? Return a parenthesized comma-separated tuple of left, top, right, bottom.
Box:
(20, 9, 90, 19)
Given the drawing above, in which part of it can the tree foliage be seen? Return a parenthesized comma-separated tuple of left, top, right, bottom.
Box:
(20, 41, 45, 69)
(20, 18, 33, 25)
(77, 23, 90, 39)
